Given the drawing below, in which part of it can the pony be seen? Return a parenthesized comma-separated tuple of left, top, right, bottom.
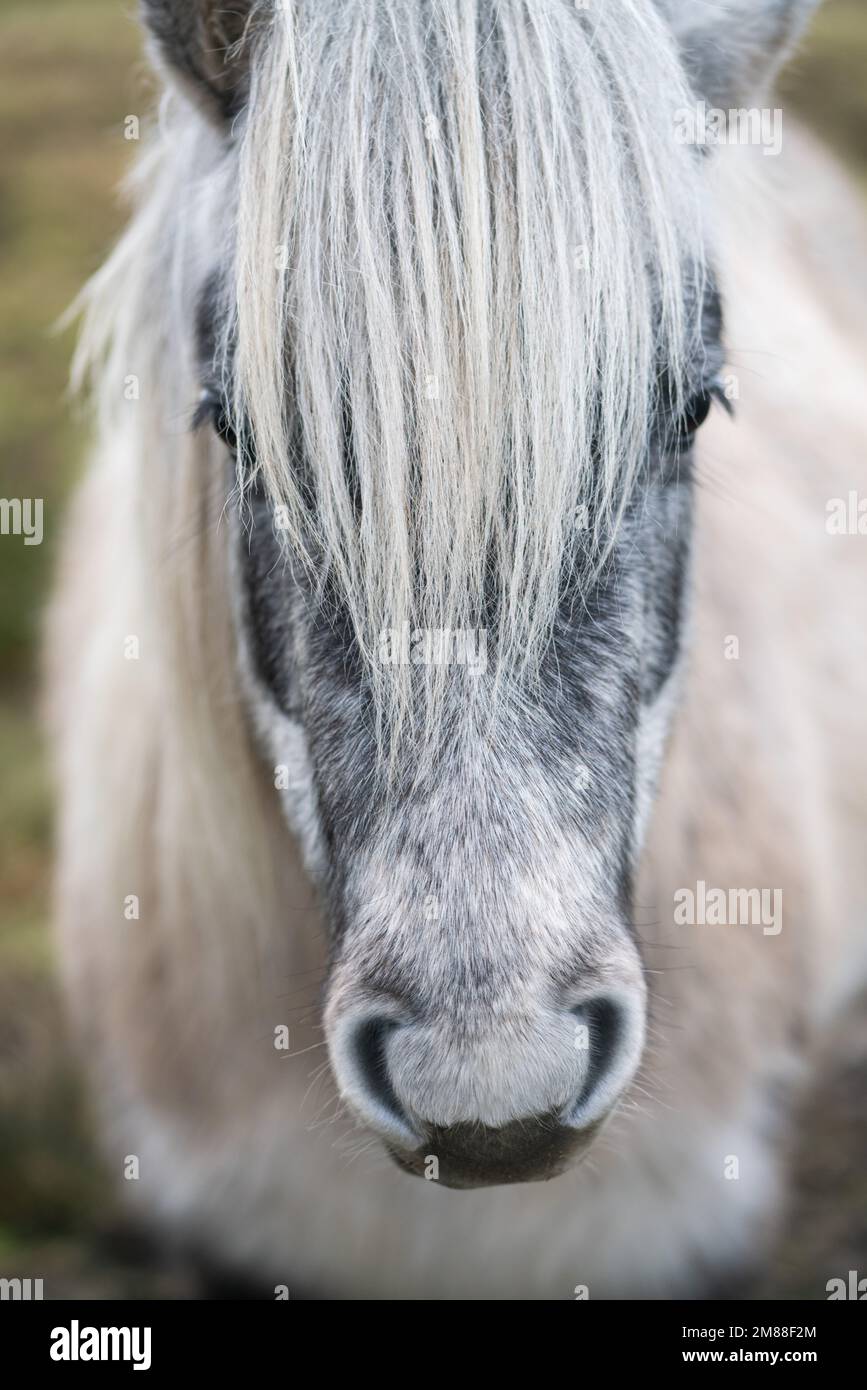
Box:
(49, 0, 867, 1297)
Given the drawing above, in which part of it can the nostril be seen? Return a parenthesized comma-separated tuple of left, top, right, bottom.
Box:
(576, 994, 623, 1091)
(353, 1017, 402, 1114)
(564, 992, 644, 1129)
(331, 1015, 420, 1146)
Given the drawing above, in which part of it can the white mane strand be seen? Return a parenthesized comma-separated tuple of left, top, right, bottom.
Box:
(228, 0, 706, 740)
(73, 0, 707, 749)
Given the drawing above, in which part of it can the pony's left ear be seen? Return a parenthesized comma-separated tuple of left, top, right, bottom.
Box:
(141, 0, 259, 125)
(658, 0, 820, 107)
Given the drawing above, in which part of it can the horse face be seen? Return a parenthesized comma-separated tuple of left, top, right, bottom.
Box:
(179, 0, 731, 1191)
(177, 0, 730, 1187)
(212, 380, 720, 1187)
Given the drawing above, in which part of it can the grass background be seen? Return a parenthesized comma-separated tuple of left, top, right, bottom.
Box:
(0, 0, 865, 1296)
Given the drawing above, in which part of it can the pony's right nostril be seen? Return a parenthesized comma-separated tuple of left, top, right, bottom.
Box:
(353, 1017, 401, 1112)
(333, 1015, 419, 1146)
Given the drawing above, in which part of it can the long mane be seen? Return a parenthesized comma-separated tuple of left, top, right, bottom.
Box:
(75, 0, 706, 748)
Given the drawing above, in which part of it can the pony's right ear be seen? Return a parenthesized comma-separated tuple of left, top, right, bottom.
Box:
(141, 0, 259, 125)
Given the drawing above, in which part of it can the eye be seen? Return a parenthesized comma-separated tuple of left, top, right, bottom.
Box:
(195, 389, 237, 452)
(681, 391, 713, 434)
(673, 382, 729, 448)
(213, 405, 238, 453)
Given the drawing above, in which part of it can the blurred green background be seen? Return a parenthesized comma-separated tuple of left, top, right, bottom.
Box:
(0, 0, 865, 1297)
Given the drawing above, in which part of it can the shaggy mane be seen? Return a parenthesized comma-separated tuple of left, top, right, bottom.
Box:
(75, 0, 707, 750)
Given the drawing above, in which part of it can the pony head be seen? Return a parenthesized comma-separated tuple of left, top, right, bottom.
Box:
(111, 0, 816, 1186)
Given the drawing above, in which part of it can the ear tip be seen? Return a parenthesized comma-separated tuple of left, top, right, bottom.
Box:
(664, 0, 821, 109)
(140, 0, 255, 125)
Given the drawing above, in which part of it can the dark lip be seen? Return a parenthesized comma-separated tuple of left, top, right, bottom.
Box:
(385, 1114, 600, 1190)
(387, 1148, 573, 1190)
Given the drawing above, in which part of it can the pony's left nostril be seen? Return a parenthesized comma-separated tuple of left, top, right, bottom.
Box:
(563, 991, 645, 1129)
